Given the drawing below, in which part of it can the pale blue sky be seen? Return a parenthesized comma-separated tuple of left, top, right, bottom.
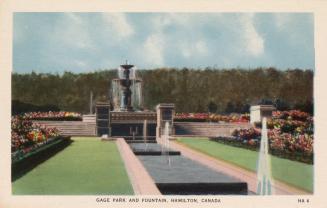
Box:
(13, 12, 314, 73)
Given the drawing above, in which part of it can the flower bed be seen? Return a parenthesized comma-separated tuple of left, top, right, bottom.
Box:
(210, 110, 314, 164)
(174, 113, 250, 123)
(12, 136, 68, 163)
(11, 115, 72, 180)
(11, 116, 60, 153)
(22, 111, 82, 121)
(11, 115, 67, 160)
(272, 110, 311, 122)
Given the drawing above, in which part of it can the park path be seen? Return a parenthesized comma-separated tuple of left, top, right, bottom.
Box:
(168, 140, 311, 195)
(116, 138, 161, 195)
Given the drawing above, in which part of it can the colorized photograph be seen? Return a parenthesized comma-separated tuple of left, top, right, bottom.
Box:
(11, 12, 314, 195)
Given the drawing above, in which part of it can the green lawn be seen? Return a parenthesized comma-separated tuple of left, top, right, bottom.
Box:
(177, 138, 313, 193)
(12, 137, 133, 195)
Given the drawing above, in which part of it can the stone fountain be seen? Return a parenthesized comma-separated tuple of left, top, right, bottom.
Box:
(96, 62, 174, 141)
(111, 63, 142, 112)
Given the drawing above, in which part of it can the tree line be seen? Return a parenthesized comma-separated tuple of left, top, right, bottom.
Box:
(12, 67, 314, 115)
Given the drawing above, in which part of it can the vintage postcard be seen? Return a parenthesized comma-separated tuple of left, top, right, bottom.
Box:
(1, 0, 327, 208)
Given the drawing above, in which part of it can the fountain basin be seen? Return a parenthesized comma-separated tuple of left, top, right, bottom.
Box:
(138, 155, 248, 195)
(109, 111, 157, 139)
(129, 143, 181, 155)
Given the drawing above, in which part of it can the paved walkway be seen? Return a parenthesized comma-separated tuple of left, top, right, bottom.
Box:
(116, 138, 161, 195)
(168, 140, 311, 195)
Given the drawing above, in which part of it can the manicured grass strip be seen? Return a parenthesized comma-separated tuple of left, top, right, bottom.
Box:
(12, 137, 133, 195)
(177, 138, 313, 193)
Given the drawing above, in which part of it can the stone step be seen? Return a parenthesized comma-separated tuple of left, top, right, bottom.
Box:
(58, 130, 96, 133)
(33, 121, 96, 136)
(38, 126, 96, 129)
(48, 127, 96, 130)
(57, 132, 96, 136)
(35, 123, 94, 126)
(125, 140, 157, 144)
(52, 130, 95, 132)
(174, 122, 251, 126)
(174, 125, 245, 128)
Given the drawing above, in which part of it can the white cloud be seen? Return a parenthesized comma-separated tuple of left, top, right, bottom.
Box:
(143, 34, 165, 66)
(151, 13, 195, 33)
(181, 47, 191, 58)
(274, 13, 293, 31)
(102, 13, 134, 39)
(166, 13, 192, 25)
(239, 14, 264, 57)
(181, 40, 208, 58)
(195, 40, 208, 55)
(151, 15, 172, 31)
(74, 60, 87, 67)
(66, 13, 83, 24)
(52, 13, 94, 50)
(273, 13, 311, 49)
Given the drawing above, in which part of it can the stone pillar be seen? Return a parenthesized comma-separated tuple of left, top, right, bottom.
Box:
(96, 102, 111, 136)
(156, 103, 175, 139)
(250, 105, 276, 124)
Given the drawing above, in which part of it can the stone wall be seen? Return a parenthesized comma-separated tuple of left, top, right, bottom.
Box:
(174, 122, 252, 137)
